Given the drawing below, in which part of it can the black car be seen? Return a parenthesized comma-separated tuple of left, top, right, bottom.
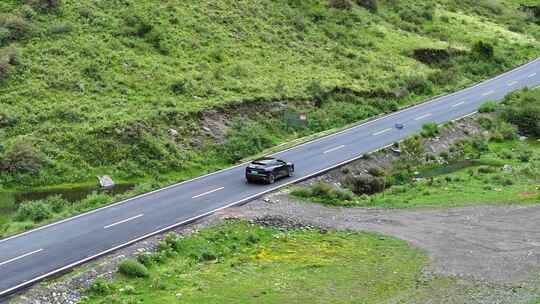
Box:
(245, 157, 294, 184)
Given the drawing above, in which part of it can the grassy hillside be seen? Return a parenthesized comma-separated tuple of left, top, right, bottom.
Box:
(0, 0, 539, 189)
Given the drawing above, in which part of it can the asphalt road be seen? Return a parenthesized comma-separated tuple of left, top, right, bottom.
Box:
(1, 58, 539, 299)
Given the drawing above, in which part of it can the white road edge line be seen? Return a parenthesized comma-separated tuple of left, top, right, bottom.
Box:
(104, 214, 144, 229)
(1, 58, 538, 247)
(414, 113, 432, 121)
(372, 128, 392, 136)
(482, 90, 495, 96)
(507, 81, 518, 86)
(323, 145, 345, 154)
(452, 101, 465, 108)
(0, 106, 528, 298)
(529, 73, 537, 78)
(0, 249, 43, 268)
(192, 187, 225, 199)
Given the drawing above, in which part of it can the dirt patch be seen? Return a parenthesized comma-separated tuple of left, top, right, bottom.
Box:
(196, 100, 307, 145)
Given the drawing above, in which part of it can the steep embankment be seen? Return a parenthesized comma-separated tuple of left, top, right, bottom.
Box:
(0, 0, 539, 188)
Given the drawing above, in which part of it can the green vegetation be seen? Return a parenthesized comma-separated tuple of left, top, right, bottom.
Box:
(0, 0, 539, 192)
(294, 88, 540, 208)
(82, 220, 463, 304)
(118, 259, 150, 278)
(421, 122, 440, 138)
(291, 181, 354, 206)
(478, 100, 498, 113)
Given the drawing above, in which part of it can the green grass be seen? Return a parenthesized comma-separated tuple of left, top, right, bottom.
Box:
(0, 0, 539, 190)
(81, 221, 440, 304)
(297, 138, 540, 209)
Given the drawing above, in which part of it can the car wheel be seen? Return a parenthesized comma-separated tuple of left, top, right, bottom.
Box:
(268, 174, 275, 184)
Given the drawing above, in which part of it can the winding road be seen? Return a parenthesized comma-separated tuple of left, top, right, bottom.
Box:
(1, 58, 539, 299)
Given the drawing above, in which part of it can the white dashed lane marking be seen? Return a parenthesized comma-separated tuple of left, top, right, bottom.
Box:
(372, 128, 392, 136)
(414, 113, 432, 121)
(191, 187, 225, 199)
(104, 214, 144, 229)
(0, 249, 43, 268)
(323, 145, 345, 154)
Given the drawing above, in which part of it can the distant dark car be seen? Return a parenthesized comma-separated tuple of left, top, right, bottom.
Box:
(245, 157, 294, 184)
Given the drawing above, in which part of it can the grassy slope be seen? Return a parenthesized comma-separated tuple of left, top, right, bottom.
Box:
(0, 0, 539, 189)
(365, 139, 540, 208)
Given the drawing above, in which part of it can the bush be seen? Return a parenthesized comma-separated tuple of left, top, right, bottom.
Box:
(473, 41, 494, 59)
(496, 122, 517, 141)
(292, 182, 353, 205)
(401, 135, 424, 161)
(220, 120, 275, 162)
(328, 0, 352, 10)
(477, 165, 496, 174)
(48, 22, 72, 35)
(355, 0, 378, 12)
(118, 259, 149, 278)
(478, 101, 498, 113)
(367, 166, 385, 177)
(0, 14, 32, 42)
(342, 174, 386, 195)
(500, 89, 540, 137)
(517, 149, 533, 162)
(0, 139, 45, 174)
(89, 278, 112, 295)
(16, 200, 52, 222)
(412, 48, 451, 65)
(421, 123, 439, 138)
(137, 253, 155, 267)
(46, 194, 67, 213)
(25, 0, 61, 12)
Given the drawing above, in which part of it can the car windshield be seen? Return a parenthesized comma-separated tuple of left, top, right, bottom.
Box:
(252, 159, 275, 166)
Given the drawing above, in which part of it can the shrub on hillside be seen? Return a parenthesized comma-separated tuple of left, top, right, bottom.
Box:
(401, 135, 425, 161)
(16, 200, 52, 222)
(0, 139, 45, 174)
(403, 75, 433, 95)
(25, 0, 61, 12)
(478, 101, 498, 113)
(118, 259, 149, 278)
(292, 182, 353, 205)
(0, 14, 32, 42)
(500, 89, 540, 137)
(89, 278, 112, 295)
(421, 123, 439, 138)
(0, 46, 20, 82)
(220, 120, 275, 162)
(413, 48, 451, 65)
(0, 111, 18, 128)
(342, 174, 386, 195)
(473, 41, 494, 60)
(328, 0, 353, 10)
(355, 0, 378, 12)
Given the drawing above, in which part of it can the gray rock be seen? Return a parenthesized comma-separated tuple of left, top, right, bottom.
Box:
(98, 176, 114, 188)
(502, 164, 513, 172)
(168, 128, 179, 137)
